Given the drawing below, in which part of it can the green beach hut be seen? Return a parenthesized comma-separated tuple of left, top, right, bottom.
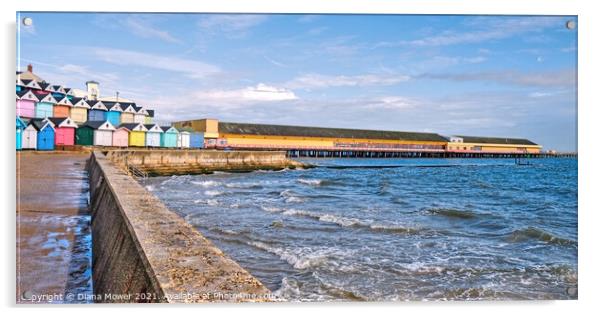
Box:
(160, 126, 179, 148)
(76, 123, 94, 146)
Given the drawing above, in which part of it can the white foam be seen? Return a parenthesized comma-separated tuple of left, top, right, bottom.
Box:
(192, 180, 219, 188)
(144, 185, 154, 192)
(297, 178, 323, 186)
(260, 205, 282, 213)
(204, 190, 223, 197)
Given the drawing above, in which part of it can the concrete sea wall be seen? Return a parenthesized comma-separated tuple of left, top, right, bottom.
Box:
(87, 151, 272, 303)
(105, 149, 305, 176)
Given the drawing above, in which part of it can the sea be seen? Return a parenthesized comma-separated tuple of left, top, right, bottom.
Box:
(143, 158, 578, 301)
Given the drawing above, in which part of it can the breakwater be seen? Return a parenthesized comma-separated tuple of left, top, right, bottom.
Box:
(105, 149, 307, 176)
(87, 151, 272, 302)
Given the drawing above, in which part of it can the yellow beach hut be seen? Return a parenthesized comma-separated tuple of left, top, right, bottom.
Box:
(120, 123, 147, 147)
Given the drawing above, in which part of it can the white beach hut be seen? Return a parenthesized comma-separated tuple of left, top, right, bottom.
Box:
(178, 131, 190, 148)
(22, 122, 38, 149)
(144, 124, 163, 147)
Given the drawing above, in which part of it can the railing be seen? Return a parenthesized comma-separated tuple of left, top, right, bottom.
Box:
(127, 164, 148, 180)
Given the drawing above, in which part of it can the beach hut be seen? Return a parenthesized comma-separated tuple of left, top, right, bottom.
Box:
(119, 103, 137, 124)
(145, 110, 154, 124)
(190, 132, 205, 149)
(105, 102, 123, 127)
(16, 89, 37, 118)
(144, 124, 163, 147)
(120, 123, 147, 147)
(112, 126, 130, 147)
(88, 100, 108, 121)
(53, 95, 73, 118)
(22, 121, 38, 150)
(81, 121, 115, 146)
(16, 117, 27, 150)
(160, 126, 179, 148)
(178, 131, 190, 148)
(30, 119, 55, 151)
(34, 93, 56, 118)
(76, 122, 94, 146)
(134, 106, 148, 124)
(70, 97, 90, 124)
(46, 117, 77, 146)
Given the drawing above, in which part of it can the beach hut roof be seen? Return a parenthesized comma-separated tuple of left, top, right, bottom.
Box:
(119, 123, 148, 132)
(146, 109, 155, 118)
(21, 79, 42, 90)
(104, 101, 123, 112)
(55, 95, 73, 106)
(17, 89, 39, 101)
(88, 100, 108, 111)
(134, 106, 148, 115)
(120, 103, 137, 113)
(84, 120, 116, 131)
(35, 92, 58, 104)
(46, 117, 78, 128)
(71, 97, 91, 109)
(51, 85, 65, 93)
(29, 118, 54, 131)
(160, 126, 178, 133)
(64, 87, 73, 95)
(144, 124, 163, 133)
(38, 82, 51, 91)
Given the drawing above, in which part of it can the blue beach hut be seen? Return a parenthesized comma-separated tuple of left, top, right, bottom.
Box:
(87, 100, 108, 121)
(160, 126, 179, 148)
(30, 119, 55, 151)
(16, 117, 27, 150)
(190, 132, 204, 149)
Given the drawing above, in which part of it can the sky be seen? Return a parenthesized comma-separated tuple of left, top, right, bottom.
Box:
(17, 13, 577, 151)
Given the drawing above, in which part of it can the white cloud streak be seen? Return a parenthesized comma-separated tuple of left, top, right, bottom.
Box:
(90, 47, 221, 79)
(123, 15, 181, 43)
(286, 73, 411, 89)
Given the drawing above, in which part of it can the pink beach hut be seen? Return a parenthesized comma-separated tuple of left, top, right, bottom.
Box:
(46, 117, 78, 146)
(16, 89, 37, 118)
(112, 126, 129, 147)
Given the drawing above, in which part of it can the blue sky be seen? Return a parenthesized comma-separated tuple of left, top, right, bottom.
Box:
(17, 13, 577, 151)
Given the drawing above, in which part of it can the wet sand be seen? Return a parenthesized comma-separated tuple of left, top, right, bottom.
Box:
(16, 151, 92, 303)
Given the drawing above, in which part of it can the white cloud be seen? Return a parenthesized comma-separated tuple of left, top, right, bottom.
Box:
(91, 47, 220, 79)
(286, 73, 410, 89)
(375, 16, 564, 48)
(193, 83, 297, 105)
(123, 15, 181, 43)
(420, 69, 575, 87)
(364, 96, 416, 110)
(198, 14, 267, 37)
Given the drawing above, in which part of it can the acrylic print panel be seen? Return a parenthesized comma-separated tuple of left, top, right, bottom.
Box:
(16, 12, 577, 303)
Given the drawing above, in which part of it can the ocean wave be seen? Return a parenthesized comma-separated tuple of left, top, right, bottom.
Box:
(204, 190, 224, 197)
(225, 182, 263, 189)
(425, 208, 478, 219)
(280, 209, 422, 234)
(297, 178, 332, 186)
(260, 205, 282, 213)
(191, 180, 219, 188)
(246, 241, 341, 270)
(193, 198, 219, 206)
(280, 189, 305, 203)
(507, 227, 576, 246)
